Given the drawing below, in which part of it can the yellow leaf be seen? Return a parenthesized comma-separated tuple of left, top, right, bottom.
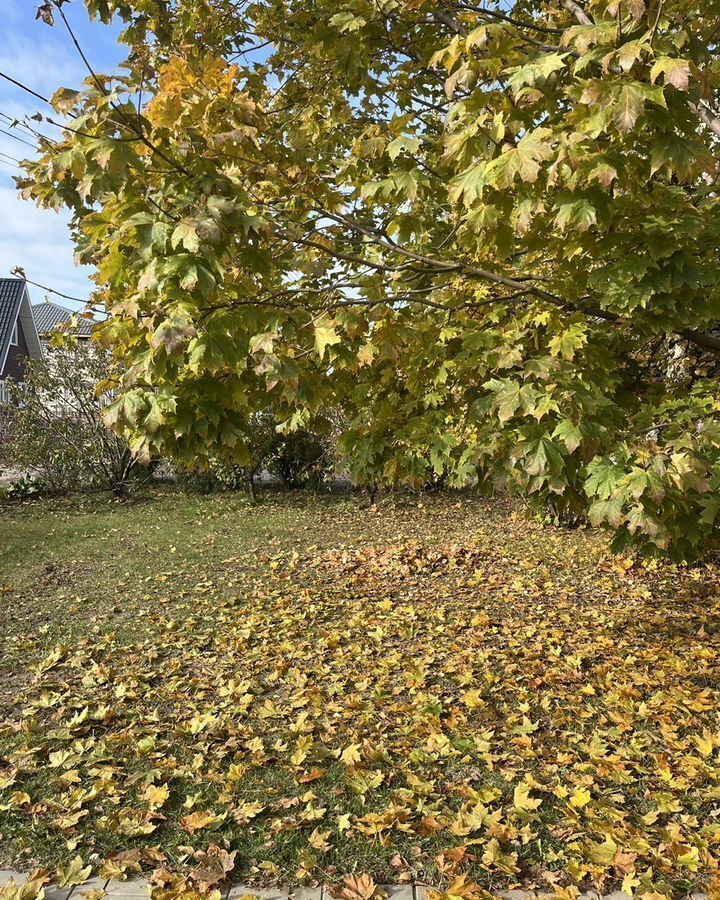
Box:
(340, 743, 362, 766)
(308, 827, 331, 851)
(569, 787, 592, 808)
(56, 857, 92, 888)
(143, 783, 170, 809)
(180, 810, 225, 834)
(513, 782, 542, 811)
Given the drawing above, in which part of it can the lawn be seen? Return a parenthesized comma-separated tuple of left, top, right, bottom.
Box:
(0, 489, 719, 898)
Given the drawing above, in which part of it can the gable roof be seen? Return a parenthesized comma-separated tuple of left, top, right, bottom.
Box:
(0, 279, 43, 376)
(32, 299, 94, 337)
(0, 279, 25, 358)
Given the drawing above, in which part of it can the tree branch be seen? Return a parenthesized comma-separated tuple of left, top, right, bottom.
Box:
(561, 0, 592, 25)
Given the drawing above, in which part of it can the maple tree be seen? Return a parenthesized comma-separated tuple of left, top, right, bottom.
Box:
(18, 0, 720, 557)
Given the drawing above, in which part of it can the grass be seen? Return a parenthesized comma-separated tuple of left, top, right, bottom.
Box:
(0, 488, 719, 898)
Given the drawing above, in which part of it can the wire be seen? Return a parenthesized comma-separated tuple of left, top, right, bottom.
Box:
(0, 150, 22, 165)
(0, 71, 51, 106)
(19, 275, 106, 316)
(0, 112, 59, 146)
(0, 127, 37, 150)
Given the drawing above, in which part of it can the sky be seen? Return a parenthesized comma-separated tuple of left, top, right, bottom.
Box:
(0, 0, 124, 310)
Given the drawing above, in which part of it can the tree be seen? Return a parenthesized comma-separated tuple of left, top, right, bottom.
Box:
(17, 0, 720, 557)
(210, 409, 281, 501)
(2, 339, 140, 496)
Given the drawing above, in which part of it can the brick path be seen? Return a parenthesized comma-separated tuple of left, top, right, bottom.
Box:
(0, 873, 710, 900)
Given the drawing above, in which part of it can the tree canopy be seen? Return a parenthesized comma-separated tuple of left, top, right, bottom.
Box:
(19, 0, 720, 557)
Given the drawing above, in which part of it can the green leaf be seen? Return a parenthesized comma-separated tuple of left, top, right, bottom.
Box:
(505, 53, 567, 96)
(387, 135, 420, 161)
(548, 324, 588, 360)
(585, 458, 621, 500)
(552, 420, 583, 453)
(554, 198, 597, 233)
(151, 317, 197, 355)
(330, 11, 366, 32)
(171, 220, 200, 253)
(485, 128, 555, 188)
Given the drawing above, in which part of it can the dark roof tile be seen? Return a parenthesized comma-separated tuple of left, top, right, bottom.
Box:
(32, 299, 94, 336)
(0, 279, 27, 372)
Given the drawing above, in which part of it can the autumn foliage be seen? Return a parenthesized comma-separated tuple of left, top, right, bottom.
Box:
(18, 0, 720, 557)
(1, 495, 719, 894)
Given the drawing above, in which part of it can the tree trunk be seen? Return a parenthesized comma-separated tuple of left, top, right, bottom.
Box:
(246, 476, 257, 503)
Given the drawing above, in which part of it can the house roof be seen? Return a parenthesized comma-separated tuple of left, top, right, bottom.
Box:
(32, 299, 94, 336)
(0, 279, 44, 376)
(0, 279, 25, 358)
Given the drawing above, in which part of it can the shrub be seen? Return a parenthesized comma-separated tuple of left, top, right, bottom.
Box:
(2, 340, 141, 497)
(168, 411, 281, 501)
(2, 474, 43, 502)
(268, 429, 332, 489)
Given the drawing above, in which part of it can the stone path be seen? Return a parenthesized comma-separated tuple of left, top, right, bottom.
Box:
(0, 873, 710, 900)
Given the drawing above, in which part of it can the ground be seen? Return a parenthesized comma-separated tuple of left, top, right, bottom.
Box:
(0, 489, 719, 899)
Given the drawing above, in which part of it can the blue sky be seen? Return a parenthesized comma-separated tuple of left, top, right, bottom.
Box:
(0, 0, 123, 309)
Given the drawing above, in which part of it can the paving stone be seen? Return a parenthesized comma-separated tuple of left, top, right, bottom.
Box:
(499, 892, 535, 900)
(103, 878, 151, 898)
(382, 886, 413, 900)
(227, 887, 290, 900)
(291, 888, 323, 900)
(43, 888, 73, 900)
(688, 894, 708, 900)
(72, 878, 110, 897)
(0, 872, 22, 888)
(602, 893, 632, 900)
(413, 883, 436, 900)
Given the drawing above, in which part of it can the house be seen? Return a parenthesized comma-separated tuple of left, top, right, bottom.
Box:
(0, 279, 44, 403)
(32, 297, 94, 346)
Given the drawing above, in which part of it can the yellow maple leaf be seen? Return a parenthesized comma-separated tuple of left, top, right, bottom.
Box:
(308, 827, 331, 851)
(340, 743, 362, 766)
(143, 783, 170, 809)
(569, 787, 592, 808)
(56, 857, 92, 888)
(180, 810, 224, 834)
(513, 782, 542, 811)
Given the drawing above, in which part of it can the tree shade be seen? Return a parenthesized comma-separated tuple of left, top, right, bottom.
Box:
(20, 0, 720, 558)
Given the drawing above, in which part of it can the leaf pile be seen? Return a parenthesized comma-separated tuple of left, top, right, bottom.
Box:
(1, 495, 719, 896)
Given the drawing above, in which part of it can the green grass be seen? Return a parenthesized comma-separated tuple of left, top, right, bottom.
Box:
(0, 488, 718, 897)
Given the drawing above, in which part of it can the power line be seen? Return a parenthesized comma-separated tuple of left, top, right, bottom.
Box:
(0, 150, 22, 166)
(0, 111, 41, 131)
(18, 275, 106, 317)
(0, 111, 59, 146)
(0, 127, 37, 150)
(0, 70, 51, 106)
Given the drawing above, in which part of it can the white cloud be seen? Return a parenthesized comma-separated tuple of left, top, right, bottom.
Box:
(0, 36, 81, 99)
(0, 4, 125, 310)
(0, 184, 93, 310)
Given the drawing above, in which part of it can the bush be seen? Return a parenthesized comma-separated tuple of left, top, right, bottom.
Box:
(1, 340, 141, 497)
(268, 428, 332, 489)
(2, 474, 43, 502)
(168, 411, 281, 501)
(167, 417, 335, 497)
